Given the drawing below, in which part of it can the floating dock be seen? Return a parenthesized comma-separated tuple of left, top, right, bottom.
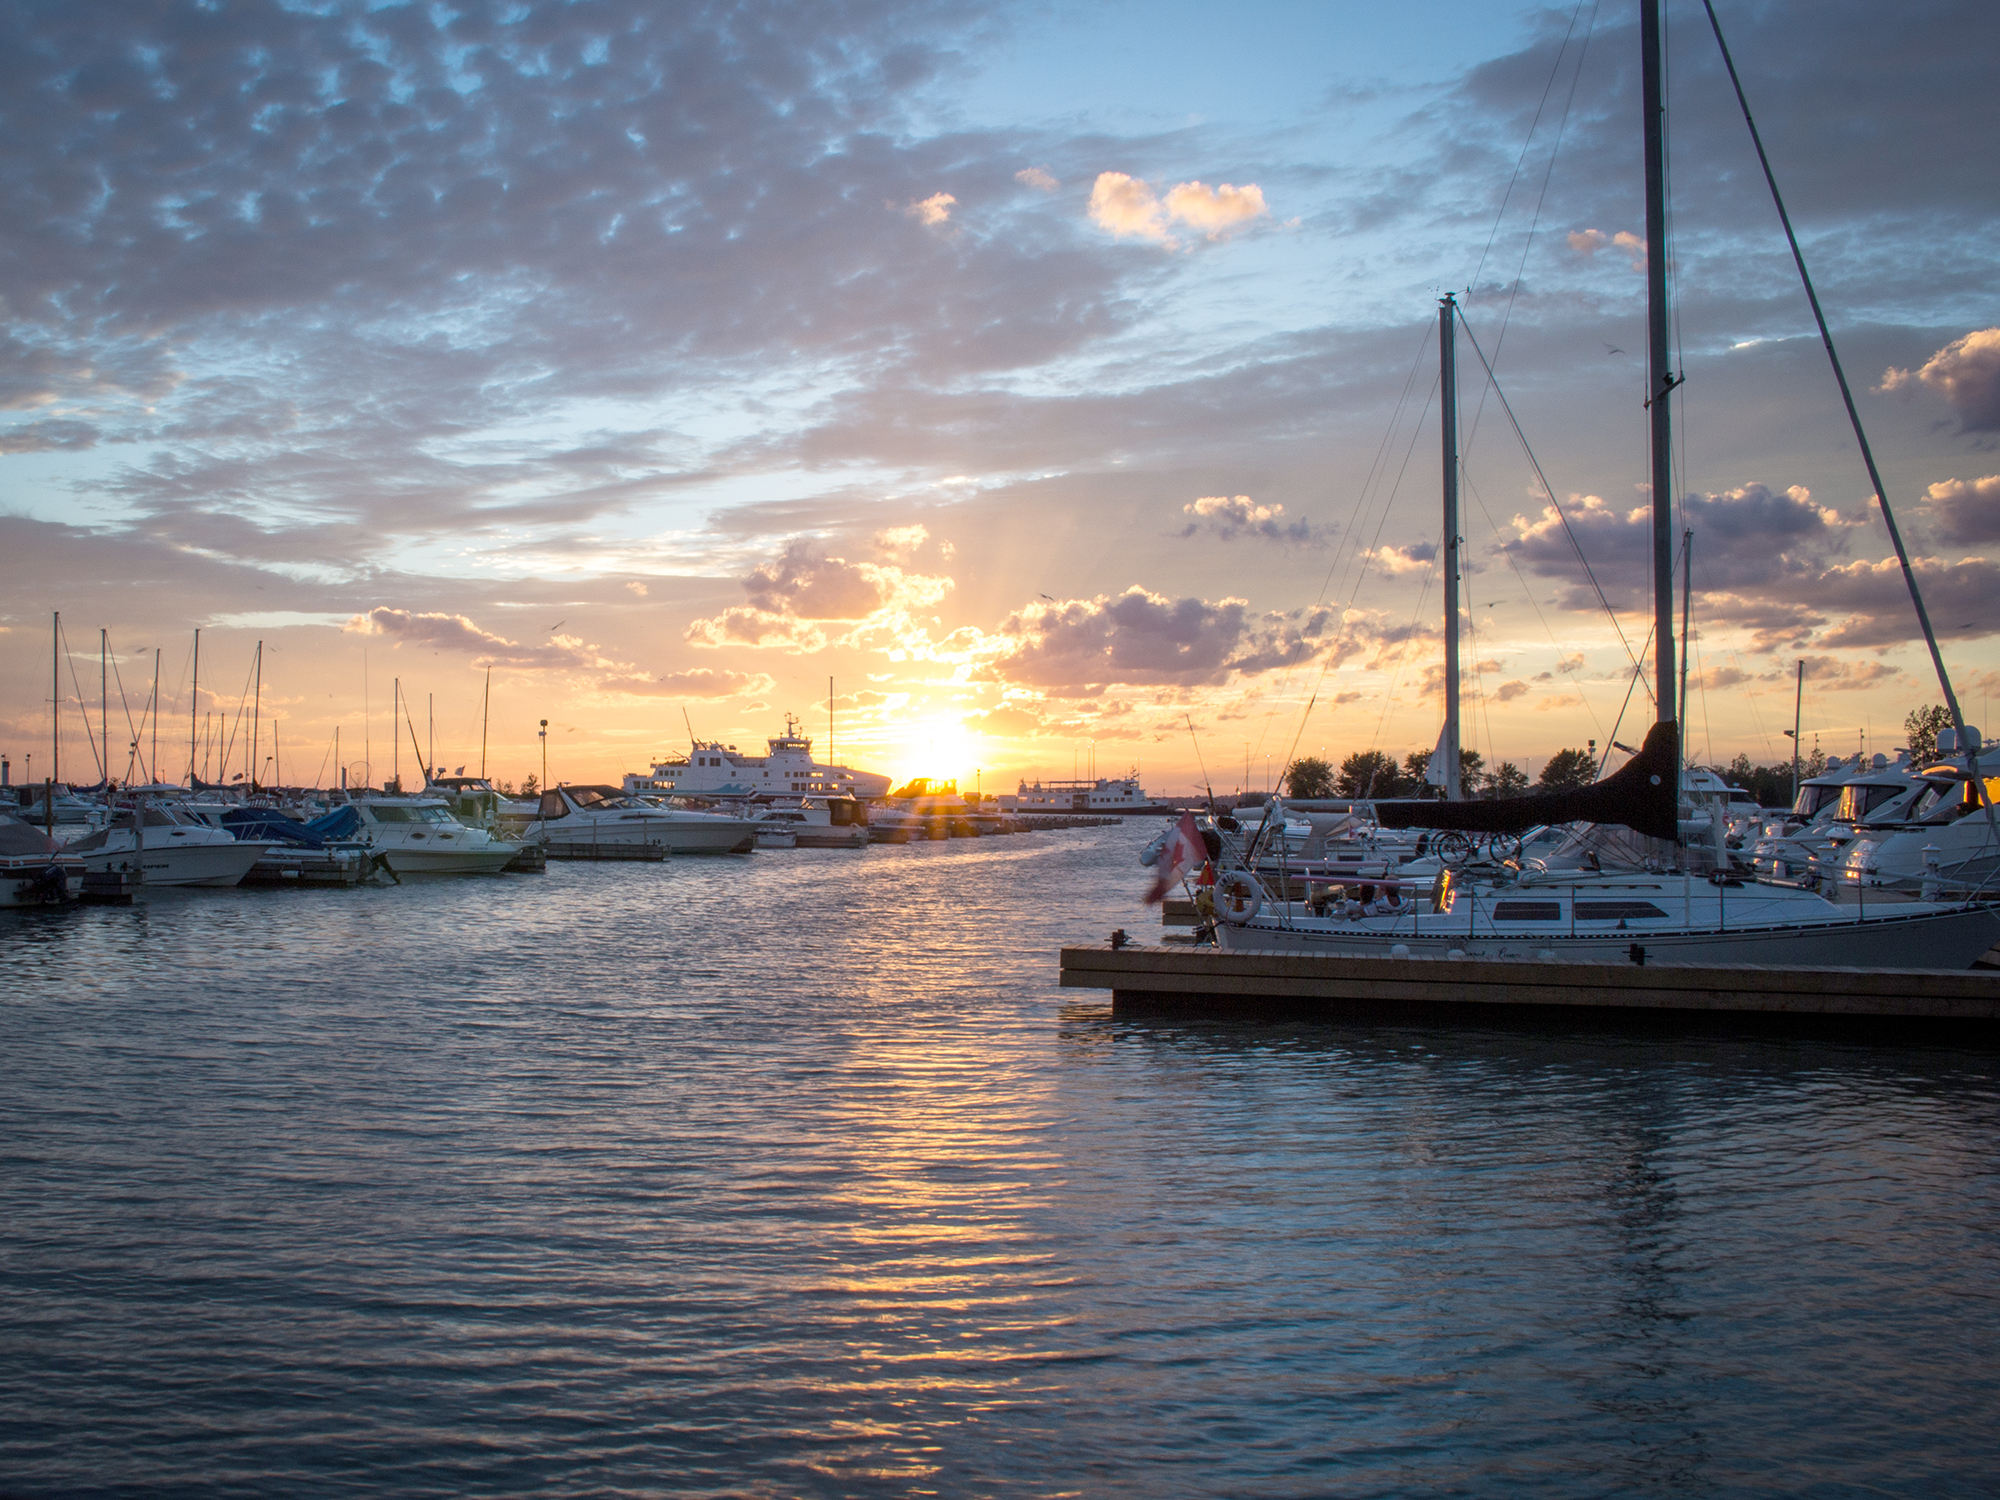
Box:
(1060, 944, 2000, 1028)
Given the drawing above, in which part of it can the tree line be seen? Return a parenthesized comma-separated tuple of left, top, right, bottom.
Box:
(1278, 704, 1958, 807)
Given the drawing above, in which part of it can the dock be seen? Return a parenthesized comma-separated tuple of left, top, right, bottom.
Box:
(1060, 944, 2000, 1028)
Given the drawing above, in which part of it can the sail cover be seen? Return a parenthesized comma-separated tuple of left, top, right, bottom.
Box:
(1374, 719, 1681, 843)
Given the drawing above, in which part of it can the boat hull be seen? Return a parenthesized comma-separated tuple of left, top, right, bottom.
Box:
(1216, 902, 2000, 970)
(73, 841, 266, 888)
(373, 844, 520, 876)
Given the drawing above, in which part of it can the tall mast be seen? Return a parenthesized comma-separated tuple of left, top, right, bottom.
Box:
(1641, 0, 1678, 741)
(151, 648, 160, 783)
(480, 666, 491, 778)
(250, 640, 263, 791)
(1439, 293, 1463, 800)
(51, 611, 59, 790)
(100, 627, 108, 788)
(190, 628, 199, 786)
(828, 675, 834, 766)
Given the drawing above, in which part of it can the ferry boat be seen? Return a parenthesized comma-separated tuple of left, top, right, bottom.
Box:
(623, 716, 890, 799)
(1000, 773, 1176, 815)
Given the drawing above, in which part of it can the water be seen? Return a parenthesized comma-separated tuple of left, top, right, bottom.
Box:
(4, 822, 1997, 1496)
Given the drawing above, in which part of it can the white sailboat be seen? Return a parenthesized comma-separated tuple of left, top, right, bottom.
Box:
(1213, 0, 2000, 968)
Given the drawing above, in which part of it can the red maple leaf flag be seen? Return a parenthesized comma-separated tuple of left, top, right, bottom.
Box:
(1143, 811, 1205, 904)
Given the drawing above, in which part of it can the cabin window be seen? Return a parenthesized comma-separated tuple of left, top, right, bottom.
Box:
(372, 806, 419, 823)
(539, 791, 568, 818)
(1492, 901, 1562, 921)
(1573, 901, 1667, 921)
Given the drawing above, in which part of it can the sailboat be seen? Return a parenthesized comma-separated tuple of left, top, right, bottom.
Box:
(1212, 0, 2000, 968)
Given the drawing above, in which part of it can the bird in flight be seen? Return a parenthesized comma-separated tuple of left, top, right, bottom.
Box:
(1039, 593, 1055, 601)
(549, 620, 566, 632)
(1604, 343, 1624, 355)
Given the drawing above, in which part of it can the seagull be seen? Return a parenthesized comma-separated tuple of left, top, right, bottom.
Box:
(549, 619, 566, 632)
(1604, 343, 1624, 355)
(1039, 593, 1055, 601)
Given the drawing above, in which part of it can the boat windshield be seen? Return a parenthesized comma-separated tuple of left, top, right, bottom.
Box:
(1792, 783, 1842, 818)
(1836, 782, 1907, 822)
(370, 805, 457, 824)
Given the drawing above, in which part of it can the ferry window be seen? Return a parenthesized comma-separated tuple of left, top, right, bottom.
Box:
(1573, 901, 1667, 921)
(1492, 901, 1562, 921)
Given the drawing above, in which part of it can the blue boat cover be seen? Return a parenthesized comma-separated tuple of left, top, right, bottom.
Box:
(306, 805, 362, 840)
(223, 808, 327, 848)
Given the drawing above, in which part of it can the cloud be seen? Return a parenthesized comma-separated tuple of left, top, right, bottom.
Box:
(980, 586, 1317, 695)
(1179, 494, 1326, 545)
(1881, 328, 2000, 431)
(874, 523, 932, 560)
(685, 541, 952, 653)
(1922, 475, 2000, 545)
(1160, 180, 1268, 237)
(1495, 679, 1530, 702)
(0, 418, 99, 454)
(1793, 655, 1903, 691)
(965, 702, 1047, 738)
(603, 668, 774, 699)
(1567, 227, 1646, 269)
(908, 192, 957, 227)
(625, 580, 649, 596)
(344, 608, 610, 670)
(1015, 167, 1059, 192)
(1088, 172, 1267, 248)
(1368, 541, 1438, 575)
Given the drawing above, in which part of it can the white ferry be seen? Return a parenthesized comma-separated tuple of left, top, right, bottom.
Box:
(999, 774, 1177, 815)
(624, 716, 891, 800)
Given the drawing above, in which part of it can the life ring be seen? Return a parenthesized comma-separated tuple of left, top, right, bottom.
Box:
(1214, 870, 1263, 923)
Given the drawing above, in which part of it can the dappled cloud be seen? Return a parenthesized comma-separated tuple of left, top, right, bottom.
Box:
(1089, 172, 1267, 248)
(1882, 328, 2000, 431)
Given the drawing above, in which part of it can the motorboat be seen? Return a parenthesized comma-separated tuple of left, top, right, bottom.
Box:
(535, 786, 758, 855)
(63, 804, 266, 887)
(1, 813, 83, 906)
(308, 796, 522, 875)
(1827, 750, 2000, 897)
(748, 797, 869, 849)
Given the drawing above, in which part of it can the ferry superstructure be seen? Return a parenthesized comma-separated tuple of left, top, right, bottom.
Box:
(1000, 774, 1175, 815)
(624, 716, 891, 800)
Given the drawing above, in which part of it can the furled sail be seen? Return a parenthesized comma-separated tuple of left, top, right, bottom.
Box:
(1373, 719, 1680, 842)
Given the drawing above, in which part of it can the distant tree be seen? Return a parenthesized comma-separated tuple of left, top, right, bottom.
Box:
(1401, 749, 1433, 790)
(1396, 744, 1486, 796)
(1459, 747, 1485, 791)
(1906, 703, 1952, 762)
(521, 774, 540, 797)
(1484, 761, 1530, 798)
(1803, 744, 1827, 779)
(496, 779, 515, 795)
(1537, 748, 1598, 792)
(1285, 755, 1338, 799)
(1330, 751, 1396, 799)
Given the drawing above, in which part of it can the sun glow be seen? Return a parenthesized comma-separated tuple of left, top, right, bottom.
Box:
(881, 717, 988, 793)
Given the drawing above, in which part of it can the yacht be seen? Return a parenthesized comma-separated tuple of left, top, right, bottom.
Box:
(624, 717, 890, 799)
(747, 797, 870, 849)
(308, 796, 522, 875)
(534, 786, 758, 855)
(63, 804, 267, 887)
(2, 813, 83, 906)
(1001, 773, 1175, 814)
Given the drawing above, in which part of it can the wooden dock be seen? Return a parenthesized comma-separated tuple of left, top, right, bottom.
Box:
(1060, 944, 2000, 1028)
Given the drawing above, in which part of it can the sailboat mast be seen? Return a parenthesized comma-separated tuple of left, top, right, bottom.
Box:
(51, 611, 59, 791)
(1439, 293, 1463, 801)
(250, 640, 263, 791)
(190, 628, 199, 786)
(1641, 0, 1677, 739)
(1790, 661, 1803, 805)
(480, 666, 491, 778)
(100, 627, 108, 788)
(151, 648, 160, 784)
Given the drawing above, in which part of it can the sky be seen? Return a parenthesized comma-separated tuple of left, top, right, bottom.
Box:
(4, 0, 1998, 798)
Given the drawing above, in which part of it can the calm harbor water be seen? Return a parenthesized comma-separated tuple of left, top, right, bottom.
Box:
(4, 820, 1998, 1497)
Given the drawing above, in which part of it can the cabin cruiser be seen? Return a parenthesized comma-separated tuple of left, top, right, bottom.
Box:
(535, 786, 758, 855)
(1, 813, 83, 906)
(624, 716, 890, 799)
(1748, 753, 1925, 878)
(747, 797, 870, 849)
(308, 796, 521, 875)
(1826, 744, 2000, 896)
(63, 804, 267, 887)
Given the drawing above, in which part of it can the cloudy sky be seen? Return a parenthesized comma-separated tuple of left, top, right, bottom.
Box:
(4, 0, 1997, 796)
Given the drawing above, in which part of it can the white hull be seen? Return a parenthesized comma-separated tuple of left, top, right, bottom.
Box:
(74, 841, 265, 888)
(1217, 903, 2000, 969)
(373, 843, 519, 876)
(538, 820, 752, 855)
(3, 857, 83, 906)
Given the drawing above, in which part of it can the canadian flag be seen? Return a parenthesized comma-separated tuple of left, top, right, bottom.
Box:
(1143, 811, 1206, 904)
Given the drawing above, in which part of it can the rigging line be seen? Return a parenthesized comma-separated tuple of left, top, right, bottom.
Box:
(57, 618, 104, 780)
(1350, 379, 1445, 753)
(1462, 0, 1601, 463)
(108, 643, 143, 782)
(1699, 0, 1996, 844)
(1459, 565, 1497, 777)
(1468, 0, 1594, 293)
(1247, 317, 1437, 764)
(1370, 553, 1438, 756)
(1461, 469, 1605, 736)
(1455, 310, 1643, 675)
